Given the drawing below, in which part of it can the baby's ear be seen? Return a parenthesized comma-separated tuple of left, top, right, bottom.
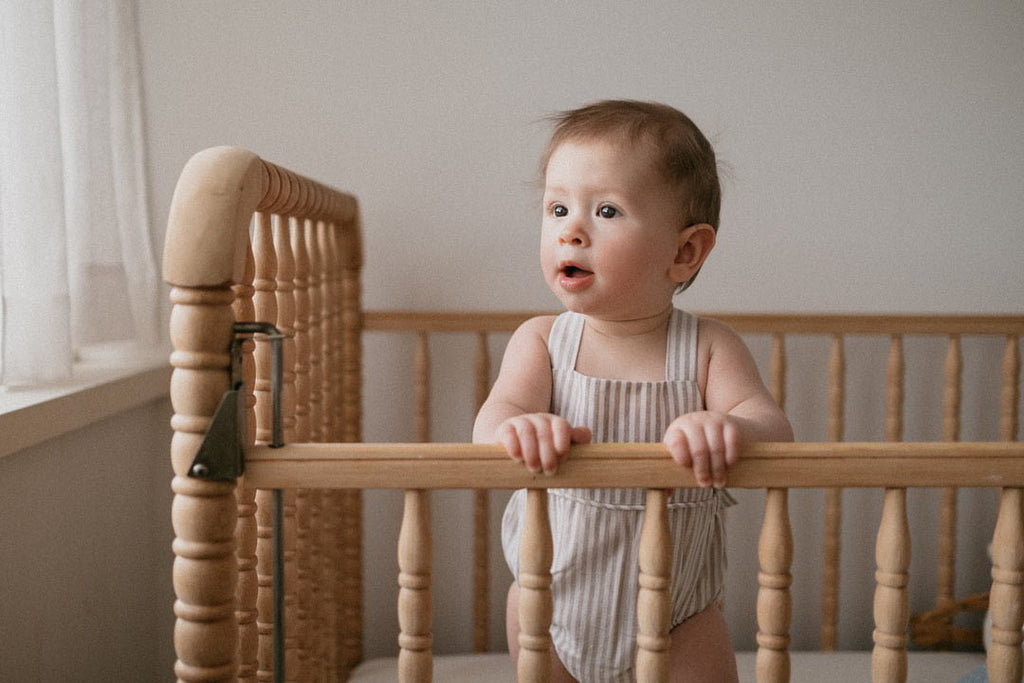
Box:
(669, 224, 716, 284)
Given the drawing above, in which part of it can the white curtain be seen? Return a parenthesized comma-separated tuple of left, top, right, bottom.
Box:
(0, 0, 161, 387)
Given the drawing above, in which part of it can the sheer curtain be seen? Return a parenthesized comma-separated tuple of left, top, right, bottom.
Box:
(0, 0, 161, 387)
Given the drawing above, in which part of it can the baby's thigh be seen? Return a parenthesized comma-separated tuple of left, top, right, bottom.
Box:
(668, 604, 738, 683)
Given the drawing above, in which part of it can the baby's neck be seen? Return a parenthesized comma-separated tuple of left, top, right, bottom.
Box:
(582, 306, 674, 340)
(574, 306, 675, 381)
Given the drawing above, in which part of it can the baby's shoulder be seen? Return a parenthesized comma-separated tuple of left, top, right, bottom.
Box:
(694, 315, 751, 370)
(505, 315, 558, 355)
(513, 314, 558, 340)
(694, 315, 742, 344)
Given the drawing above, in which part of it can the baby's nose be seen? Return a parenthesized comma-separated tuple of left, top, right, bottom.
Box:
(558, 220, 589, 246)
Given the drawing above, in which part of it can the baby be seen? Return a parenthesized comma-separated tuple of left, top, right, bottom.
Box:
(473, 100, 793, 682)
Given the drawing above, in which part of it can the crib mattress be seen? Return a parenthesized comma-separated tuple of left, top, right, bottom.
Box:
(349, 650, 989, 682)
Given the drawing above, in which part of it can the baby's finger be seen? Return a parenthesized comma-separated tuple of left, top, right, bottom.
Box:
(663, 429, 691, 467)
(688, 432, 712, 488)
(498, 422, 523, 463)
(529, 416, 560, 475)
(549, 418, 572, 457)
(572, 426, 592, 445)
(704, 424, 727, 488)
(514, 421, 542, 474)
(723, 420, 741, 468)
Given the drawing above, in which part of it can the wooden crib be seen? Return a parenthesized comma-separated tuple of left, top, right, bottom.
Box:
(163, 147, 1024, 682)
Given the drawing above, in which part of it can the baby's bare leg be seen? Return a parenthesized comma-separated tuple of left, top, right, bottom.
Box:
(505, 582, 577, 682)
(668, 603, 739, 682)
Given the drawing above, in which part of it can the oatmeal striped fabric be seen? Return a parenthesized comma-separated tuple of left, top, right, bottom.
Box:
(502, 308, 734, 682)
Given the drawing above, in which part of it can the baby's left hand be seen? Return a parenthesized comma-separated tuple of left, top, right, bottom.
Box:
(663, 411, 741, 489)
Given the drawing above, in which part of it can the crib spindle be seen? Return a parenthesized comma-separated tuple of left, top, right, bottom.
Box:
(821, 334, 845, 651)
(398, 490, 433, 682)
(769, 333, 786, 409)
(937, 335, 963, 614)
(233, 244, 259, 682)
(988, 487, 1024, 683)
(415, 331, 431, 443)
(272, 213, 301, 682)
(304, 219, 329, 678)
(340, 214, 366, 672)
(252, 211, 278, 682)
(637, 488, 671, 682)
(474, 331, 492, 653)
(289, 217, 313, 681)
(756, 488, 792, 683)
(872, 488, 910, 683)
(1002, 335, 1020, 441)
(318, 220, 345, 673)
(519, 489, 554, 683)
(885, 335, 904, 442)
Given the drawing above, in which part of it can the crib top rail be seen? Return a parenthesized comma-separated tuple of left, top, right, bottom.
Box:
(364, 310, 1024, 335)
(242, 441, 1024, 491)
(162, 145, 360, 288)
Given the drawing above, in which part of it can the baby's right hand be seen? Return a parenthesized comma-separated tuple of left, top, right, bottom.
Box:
(496, 413, 591, 475)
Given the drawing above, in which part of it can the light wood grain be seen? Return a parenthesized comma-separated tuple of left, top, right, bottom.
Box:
(243, 442, 1024, 491)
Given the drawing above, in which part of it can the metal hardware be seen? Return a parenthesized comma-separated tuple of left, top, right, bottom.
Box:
(188, 322, 288, 481)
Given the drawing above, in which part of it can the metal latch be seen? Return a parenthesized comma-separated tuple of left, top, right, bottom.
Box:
(188, 322, 287, 481)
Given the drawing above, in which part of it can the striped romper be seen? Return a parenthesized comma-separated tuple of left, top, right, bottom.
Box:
(501, 308, 735, 682)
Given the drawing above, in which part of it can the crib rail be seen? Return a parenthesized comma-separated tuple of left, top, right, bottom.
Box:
(164, 147, 1023, 682)
(243, 442, 1024, 683)
(367, 309, 1023, 654)
(241, 441, 1024, 490)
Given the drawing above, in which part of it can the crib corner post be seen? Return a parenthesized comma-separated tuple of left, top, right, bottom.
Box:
(987, 487, 1024, 683)
(756, 488, 792, 683)
(168, 283, 240, 682)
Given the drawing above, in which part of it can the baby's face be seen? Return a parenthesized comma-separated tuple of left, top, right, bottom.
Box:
(540, 139, 685, 320)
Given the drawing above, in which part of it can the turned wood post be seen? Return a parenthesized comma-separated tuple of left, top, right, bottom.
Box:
(519, 489, 554, 683)
(637, 488, 671, 682)
(757, 488, 792, 683)
(252, 210, 278, 682)
(821, 334, 845, 651)
(233, 245, 258, 683)
(872, 488, 910, 683)
(988, 487, 1024, 683)
(164, 145, 268, 683)
(169, 285, 239, 682)
(398, 490, 433, 682)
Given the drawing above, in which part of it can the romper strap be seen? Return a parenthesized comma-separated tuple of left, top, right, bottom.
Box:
(548, 311, 584, 371)
(665, 309, 699, 382)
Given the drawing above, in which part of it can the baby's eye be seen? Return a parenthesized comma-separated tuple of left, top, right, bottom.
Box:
(597, 205, 619, 219)
(551, 204, 568, 218)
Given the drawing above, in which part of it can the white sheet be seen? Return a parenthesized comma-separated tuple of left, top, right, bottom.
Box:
(350, 650, 989, 682)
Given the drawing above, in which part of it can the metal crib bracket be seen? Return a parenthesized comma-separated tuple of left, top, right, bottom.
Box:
(188, 322, 288, 481)
(189, 384, 245, 481)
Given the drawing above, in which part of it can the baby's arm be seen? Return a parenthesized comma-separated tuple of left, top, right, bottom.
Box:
(664, 318, 793, 488)
(473, 316, 591, 475)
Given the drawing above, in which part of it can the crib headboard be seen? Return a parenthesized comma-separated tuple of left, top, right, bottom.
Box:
(164, 147, 364, 680)
(163, 147, 1024, 683)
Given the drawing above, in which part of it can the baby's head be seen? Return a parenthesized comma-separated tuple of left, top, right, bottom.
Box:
(541, 100, 721, 291)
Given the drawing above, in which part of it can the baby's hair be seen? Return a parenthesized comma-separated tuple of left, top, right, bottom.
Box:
(540, 100, 721, 233)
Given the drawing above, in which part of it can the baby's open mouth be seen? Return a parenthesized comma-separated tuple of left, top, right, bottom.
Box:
(561, 264, 593, 278)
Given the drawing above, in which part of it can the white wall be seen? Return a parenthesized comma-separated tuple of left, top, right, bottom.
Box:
(0, 401, 175, 682)
(138, 0, 1024, 661)
(140, 1, 1023, 317)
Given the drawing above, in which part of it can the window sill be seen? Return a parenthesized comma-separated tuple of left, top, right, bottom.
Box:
(0, 354, 171, 460)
